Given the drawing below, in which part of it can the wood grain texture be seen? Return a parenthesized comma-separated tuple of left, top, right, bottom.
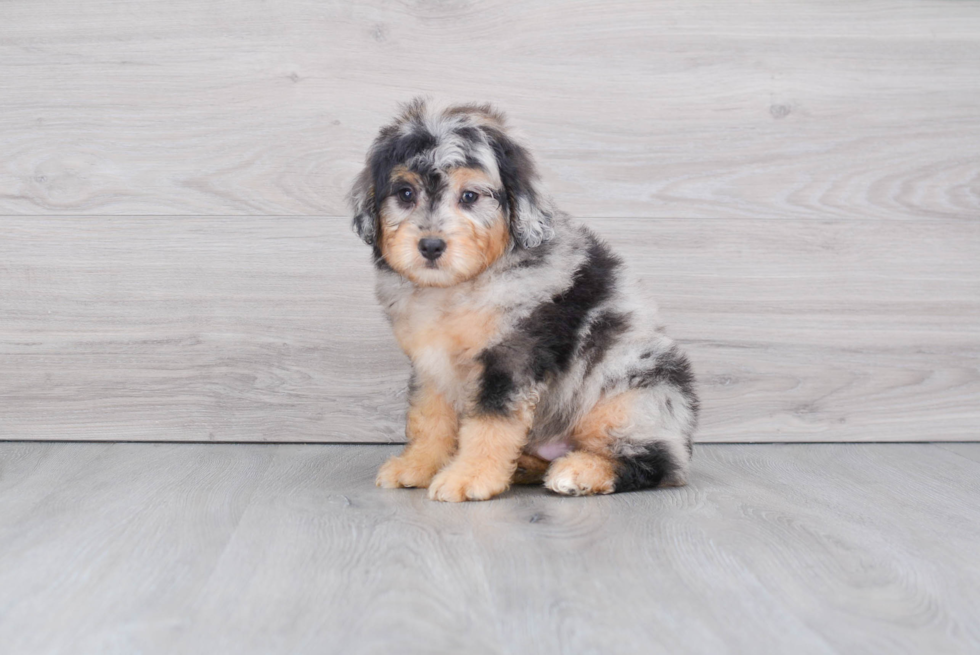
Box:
(1, 0, 978, 218)
(1, 442, 978, 654)
(2, 217, 977, 443)
(936, 442, 980, 465)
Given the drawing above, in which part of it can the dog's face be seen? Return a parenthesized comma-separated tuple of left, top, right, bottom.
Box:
(377, 164, 511, 287)
(349, 99, 554, 287)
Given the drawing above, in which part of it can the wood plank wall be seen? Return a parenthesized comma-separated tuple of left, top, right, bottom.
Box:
(1, 0, 978, 442)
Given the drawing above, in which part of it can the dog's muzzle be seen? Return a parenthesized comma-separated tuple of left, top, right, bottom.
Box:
(418, 238, 447, 262)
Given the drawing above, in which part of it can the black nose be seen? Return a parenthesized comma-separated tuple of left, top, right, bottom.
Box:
(418, 238, 447, 261)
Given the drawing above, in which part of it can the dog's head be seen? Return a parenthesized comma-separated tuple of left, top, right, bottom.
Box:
(348, 98, 553, 287)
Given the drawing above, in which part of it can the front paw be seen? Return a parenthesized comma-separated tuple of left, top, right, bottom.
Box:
(376, 455, 438, 489)
(427, 465, 510, 502)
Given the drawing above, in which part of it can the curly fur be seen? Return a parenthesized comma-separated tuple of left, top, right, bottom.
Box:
(351, 99, 699, 502)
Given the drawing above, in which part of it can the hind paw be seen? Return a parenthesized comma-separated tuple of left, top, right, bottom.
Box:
(544, 452, 616, 496)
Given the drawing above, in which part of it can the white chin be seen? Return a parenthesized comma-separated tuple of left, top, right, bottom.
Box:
(409, 266, 460, 287)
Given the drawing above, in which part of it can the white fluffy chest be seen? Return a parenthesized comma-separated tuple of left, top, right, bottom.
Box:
(388, 290, 502, 406)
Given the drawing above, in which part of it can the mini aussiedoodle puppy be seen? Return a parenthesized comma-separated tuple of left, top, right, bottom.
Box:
(349, 99, 698, 502)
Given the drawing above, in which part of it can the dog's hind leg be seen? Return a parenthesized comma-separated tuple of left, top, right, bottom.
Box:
(545, 382, 696, 496)
(543, 392, 629, 496)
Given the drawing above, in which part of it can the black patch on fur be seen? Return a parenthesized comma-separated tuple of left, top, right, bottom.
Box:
(521, 236, 621, 381)
(475, 235, 620, 413)
(488, 188, 510, 220)
(352, 213, 373, 244)
(512, 237, 553, 269)
(615, 442, 678, 492)
(580, 310, 629, 375)
(456, 128, 491, 172)
(369, 128, 437, 211)
(371, 244, 394, 272)
(483, 126, 550, 247)
(463, 154, 487, 171)
(484, 127, 534, 198)
(349, 122, 436, 246)
(476, 349, 517, 415)
(407, 370, 420, 400)
(417, 169, 446, 210)
(628, 346, 701, 423)
(455, 126, 482, 146)
(631, 347, 696, 395)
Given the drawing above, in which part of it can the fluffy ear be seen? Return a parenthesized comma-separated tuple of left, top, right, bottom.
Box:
(485, 128, 554, 249)
(347, 166, 377, 245)
(510, 191, 554, 249)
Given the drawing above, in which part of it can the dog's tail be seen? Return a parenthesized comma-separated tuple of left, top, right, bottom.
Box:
(614, 441, 687, 492)
(613, 346, 699, 491)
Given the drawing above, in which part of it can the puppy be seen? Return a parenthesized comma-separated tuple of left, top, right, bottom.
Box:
(349, 99, 699, 502)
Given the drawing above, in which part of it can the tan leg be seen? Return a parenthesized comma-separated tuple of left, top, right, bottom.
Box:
(512, 452, 550, 485)
(544, 391, 638, 496)
(428, 410, 531, 502)
(376, 386, 458, 489)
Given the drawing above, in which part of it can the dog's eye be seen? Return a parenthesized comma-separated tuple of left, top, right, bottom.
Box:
(397, 187, 415, 204)
(460, 190, 479, 206)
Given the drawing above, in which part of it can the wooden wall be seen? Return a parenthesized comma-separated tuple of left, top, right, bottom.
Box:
(1, 0, 978, 442)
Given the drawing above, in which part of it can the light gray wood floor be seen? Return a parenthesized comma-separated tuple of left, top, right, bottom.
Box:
(1, 442, 979, 654)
